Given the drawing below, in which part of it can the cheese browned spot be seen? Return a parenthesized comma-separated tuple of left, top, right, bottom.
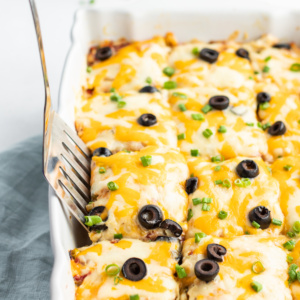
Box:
(75, 91, 177, 152)
(169, 87, 267, 159)
(89, 146, 189, 242)
(70, 239, 180, 300)
(272, 156, 300, 233)
(186, 157, 283, 238)
(181, 236, 292, 300)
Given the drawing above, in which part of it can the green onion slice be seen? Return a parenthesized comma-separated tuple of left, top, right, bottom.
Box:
(105, 264, 120, 276)
(251, 261, 265, 274)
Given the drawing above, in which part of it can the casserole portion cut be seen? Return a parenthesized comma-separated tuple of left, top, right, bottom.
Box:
(87, 146, 189, 242)
(271, 156, 300, 234)
(186, 157, 283, 238)
(70, 238, 181, 300)
(85, 36, 170, 93)
(180, 235, 292, 300)
(75, 90, 177, 152)
(169, 87, 267, 159)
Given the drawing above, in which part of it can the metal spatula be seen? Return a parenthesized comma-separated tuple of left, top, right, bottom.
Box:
(29, 0, 91, 231)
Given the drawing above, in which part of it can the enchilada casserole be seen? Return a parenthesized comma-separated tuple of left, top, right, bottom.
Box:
(71, 33, 300, 299)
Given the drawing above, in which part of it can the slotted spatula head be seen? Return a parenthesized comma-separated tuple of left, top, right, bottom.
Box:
(29, 0, 91, 231)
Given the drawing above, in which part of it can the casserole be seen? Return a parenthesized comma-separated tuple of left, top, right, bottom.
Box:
(50, 1, 300, 299)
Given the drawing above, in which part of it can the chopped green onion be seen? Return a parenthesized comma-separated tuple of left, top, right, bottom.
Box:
(251, 261, 265, 274)
(195, 232, 206, 243)
(175, 264, 187, 278)
(86, 66, 92, 73)
(246, 122, 254, 127)
(251, 281, 263, 293)
(140, 155, 152, 167)
(257, 122, 262, 129)
(214, 165, 221, 171)
(191, 149, 199, 157)
(163, 66, 175, 77)
(262, 122, 271, 130)
(163, 81, 177, 89)
(107, 181, 119, 191)
(298, 120, 300, 124)
(292, 221, 300, 233)
(192, 198, 202, 205)
(105, 264, 120, 276)
(123, 149, 131, 153)
(145, 77, 152, 84)
(178, 103, 187, 112)
(287, 255, 294, 263)
(202, 203, 211, 211)
(297, 272, 300, 282)
(249, 76, 254, 80)
(202, 128, 213, 139)
(172, 92, 188, 99)
(288, 264, 298, 282)
(99, 167, 106, 174)
(290, 63, 300, 72)
(110, 88, 116, 93)
(283, 240, 296, 251)
(262, 66, 270, 73)
(202, 197, 212, 203)
(284, 165, 293, 171)
(218, 125, 227, 133)
(201, 104, 212, 114)
(272, 218, 282, 226)
(114, 276, 123, 285)
(211, 155, 224, 163)
(215, 179, 223, 185)
(264, 56, 272, 62)
(192, 47, 199, 55)
(234, 178, 251, 188)
(130, 295, 140, 300)
(254, 71, 260, 75)
(252, 221, 261, 229)
(218, 210, 228, 220)
(259, 102, 270, 110)
(192, 113, 204, 121)
(117, 100, 126, 108)
(222, 179, 231, 188)
(84, 215, 102, 226)
(267, 167, 272, 173)
(287, 231, 296, 238)
(245, 231, 250, 235)
(187, 209, 193, 221)
(114, 233, 123, 239)
(110, 93, 122, 102)
(177, 133, 186, 140)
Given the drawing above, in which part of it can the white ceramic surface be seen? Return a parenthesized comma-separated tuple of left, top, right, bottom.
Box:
(50, 1, 300, 299)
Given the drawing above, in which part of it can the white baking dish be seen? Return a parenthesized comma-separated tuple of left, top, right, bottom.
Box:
(49, 1, 300, 299)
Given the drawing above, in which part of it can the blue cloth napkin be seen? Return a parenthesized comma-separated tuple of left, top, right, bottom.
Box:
(0, 136, 53, 300)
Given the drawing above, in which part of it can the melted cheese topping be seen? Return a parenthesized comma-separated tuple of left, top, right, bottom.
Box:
(271, 156, 300, 233)
(75, 91, 177, 152)
(169, 88, 267, 159)
(86, 37, 170, 92)
(181, 236, 292, 300)
(89, 146, 189, 241)
(71, 239, 180, 300)
(186, 157, 283, 238)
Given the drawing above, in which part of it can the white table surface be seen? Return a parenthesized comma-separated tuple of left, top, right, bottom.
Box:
(0, 0, 299, 152)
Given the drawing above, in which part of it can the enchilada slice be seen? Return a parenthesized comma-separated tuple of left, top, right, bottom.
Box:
(186, 157, 283, 238)
(87, 146, 189, 242)
(70, 238, 181, 300)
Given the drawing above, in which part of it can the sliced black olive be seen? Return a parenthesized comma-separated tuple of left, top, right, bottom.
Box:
(194, 259, 219, 282)
(122, 258, 147, 281)
(235, 48, 250, 60)
(95, 47, 112, 61)
(273, 43, 291, 50)
(207, 244, 227, 262)
(256, 92, 271, 104)
(268, 121, 286, 136)
(160, 219, 183, 237)
(185, 177, 198, 194)
(249, 206, 271, 229)
(138, 205, 163, 229)
(88, 206, 108, 221)
(199, 48, 219, 63)
(137, 113, 157, 127)
(155, 236, 178, 242)
(89, 224, 108, 232)
(236, 160, 259, 178)
(209, 95, 230, 110)
(93, 147, 112, 157)
(139, 86, 159, 93)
